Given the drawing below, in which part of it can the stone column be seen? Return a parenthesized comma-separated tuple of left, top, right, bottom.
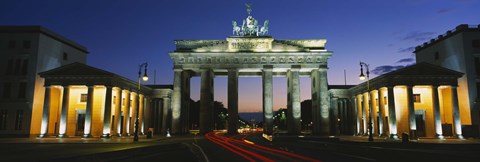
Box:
(114, 88, 122, 136)
(311, 68, 330, 136)
(123, 91, 130, 136)
(200, 69, 214, 134)
(181, 71, 191, 134)
(331, 97, 339, 135)
(39, 85, 51, 137)
(362, 93, 367, 135)
(387, 86, 398, 139)
(262, 67, 273, 135)
(171, 69, 182, 134)
(287, 67, 301, 134)
(354, 96, 360, 135)
(162, 97, 171, 133)
(432, 85, 443, 138)
(130, 93, 137, 134)
(83, 85, 94, 138)
(58, 85, 70, 137)
(138, 95, 144, 134)
(102, 86, 113, 138)
(451, 85, 463, 139)
(378, 89, 385, 136)
(406, 85, 417, 137)
(228, 68, 239, 135)
(370, 91, 377, 135)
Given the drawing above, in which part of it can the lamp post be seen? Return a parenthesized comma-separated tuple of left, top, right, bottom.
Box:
(134, 62, 148, 142)
(359, 61, 373, 142)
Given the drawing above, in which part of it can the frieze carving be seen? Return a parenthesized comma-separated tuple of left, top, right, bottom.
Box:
(174, 55, 324, 65)
(227, 37, 273, 52)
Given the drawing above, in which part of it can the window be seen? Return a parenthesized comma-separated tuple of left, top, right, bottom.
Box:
(63, 53, 68, 61)
(18, 82, 26, 99)
(22, 40, 30, 49)
(8, 40, 15, 49)
(384, 96, 387, 105)
(113, 96, 116, 105)
(14, 59, 21, 75)
(21, 59, 28, 75)
(434, 52, 439, 60)
(473, 39, 480, 49)
(0, 110, 7, 130)
(80, 94, 88, 102)
(122, 98, 125, 106)
(6, 59, 13, 75)
(413, 94, 421, 103)
(475, 57, 480, 76)
(2, 83, 11, 98)
(14, 110, 23, 130)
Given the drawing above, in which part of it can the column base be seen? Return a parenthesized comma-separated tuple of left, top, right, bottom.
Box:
(82, 134, 92, 138)
(437, 134, 445, 139)
(101, 134, 111, 138)
(456, 135, 464, 139)
(390, 134, 399, 139)
(38, 134, 47, 138)
(58, 134, 67, 138)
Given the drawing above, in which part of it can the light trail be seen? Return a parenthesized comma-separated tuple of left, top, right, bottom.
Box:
(205, 132, 321, 162)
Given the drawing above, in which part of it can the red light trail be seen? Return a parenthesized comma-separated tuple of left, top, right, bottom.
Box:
(205, 132, 321, 162)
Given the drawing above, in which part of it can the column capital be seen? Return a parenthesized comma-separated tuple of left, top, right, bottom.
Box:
(174, 68, 183, 72)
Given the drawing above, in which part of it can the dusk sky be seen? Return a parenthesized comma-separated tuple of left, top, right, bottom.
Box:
(2, 0, 479, 112)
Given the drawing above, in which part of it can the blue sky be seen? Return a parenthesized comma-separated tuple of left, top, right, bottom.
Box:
(1, 0, 479, 112)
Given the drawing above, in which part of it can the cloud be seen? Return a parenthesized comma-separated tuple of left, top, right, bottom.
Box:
(371, 65, 405, 75)
(396, 58, 415, 64)
(398, 46, 416, 53)
(371, 57, 416, 75)
(437, 8, 453, 14)
(401, 31, 435, 42)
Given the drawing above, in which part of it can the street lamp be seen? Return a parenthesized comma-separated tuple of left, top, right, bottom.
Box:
(359, 61, 373, 142)
(134, 62, 148, 142)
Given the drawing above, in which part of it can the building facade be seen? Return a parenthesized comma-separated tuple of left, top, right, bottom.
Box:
(0, 26, 88, 137)
(414, 24, 480, 136)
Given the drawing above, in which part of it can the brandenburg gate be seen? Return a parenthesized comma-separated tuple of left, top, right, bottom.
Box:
(168, 6, 333, 135)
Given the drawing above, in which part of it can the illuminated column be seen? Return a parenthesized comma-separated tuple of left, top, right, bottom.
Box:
(432, 85, 443, 138)
(83, 85, 94, 138)
(353, 96, 360, 135)
(123, 91, 131, 136)
(406, 85, 416, 137)
(139, 95, 144, 134)
(311, 67, 330, 136)
(362, 93, 367, 135)
(228, 68, 239, 135)
(102, 86, 113, 138)
(331, 97, 339, 135)
(387, 86, 398, 139)
(287, 67, 301, 134)
(130, 93, 137, 134)
(58, 85, 70, 137)
(262, 67, 273, 135)
(114, 88, 122, 136)
(39, 85, 52, 137)
(162, 97, 171, 133)
(378, 89, 385, 136)
(200, 69, 214, 134)
(451, 85, 463, 139)
(171, 69, 182, 134)
(370, 91, 377, 135)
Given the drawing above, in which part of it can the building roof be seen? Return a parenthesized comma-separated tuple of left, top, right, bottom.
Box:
(39, 62, 157, 93)
(414, 24, 480, 53)
(0, 26, 88, 53)
(350, 62, 463, 93)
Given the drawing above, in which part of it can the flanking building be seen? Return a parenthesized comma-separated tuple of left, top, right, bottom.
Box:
(0, 26, 88, 137)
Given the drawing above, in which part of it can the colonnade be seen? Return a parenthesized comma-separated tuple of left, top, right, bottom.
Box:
(39, 85, 149, 138)
(171, 65, 330, 135)
(352, 85, 462, 139)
